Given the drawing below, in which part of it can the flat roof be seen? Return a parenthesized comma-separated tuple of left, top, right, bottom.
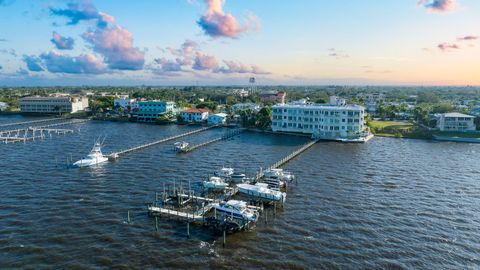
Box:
(443, 112, 475, 118)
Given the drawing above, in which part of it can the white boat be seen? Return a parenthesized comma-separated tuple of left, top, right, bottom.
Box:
(214, 167, 234, 178)
(230, 172, 247, 183)
(237, 183, 286, 203)
(174, 141, 189, 152)
(73, 142, 109, 167)
(211, 200, 258, 222)
(264, 168, 295, 182)
(203, 176, 229, 189)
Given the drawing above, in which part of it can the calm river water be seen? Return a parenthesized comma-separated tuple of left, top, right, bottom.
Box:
(1, 115, 480, 269)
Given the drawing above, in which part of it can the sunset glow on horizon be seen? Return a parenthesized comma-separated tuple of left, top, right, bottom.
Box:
(0, 0, 479, 86)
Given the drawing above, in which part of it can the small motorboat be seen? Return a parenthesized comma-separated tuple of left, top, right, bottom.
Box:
(214, 167, 234, 178)
(211, 200, 258, 222)
(203, 176, 229, 189)
(230, 172, 247, 182)
(174, 141, 189, 152)
(73, 142, 109, 167)
(264, 168, 295, 182)
(237, 183, 286, 203)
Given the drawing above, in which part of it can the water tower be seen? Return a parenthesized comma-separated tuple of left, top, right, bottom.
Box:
(248, 77, 257, 94)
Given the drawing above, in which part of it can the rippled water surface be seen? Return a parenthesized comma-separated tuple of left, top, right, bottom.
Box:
(1, 115, 480, 269)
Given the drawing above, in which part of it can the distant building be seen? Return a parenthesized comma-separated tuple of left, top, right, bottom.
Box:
(470, 107, 480, 116)
(356, 93, 385, 103)
(231, 103, 261, 112)
(436, 112, 476, 132)
(0, 101, 8, 111)
(232, 88, 249, 97)
(271, 96, 368, 140)
(114, 98, 136, 109)
(131, 101, 175, 122)
(180, 108, 209, 123)
(20, 96, 89, 114)
(208, 113, 228, 125)
(260, 91, 286, 104)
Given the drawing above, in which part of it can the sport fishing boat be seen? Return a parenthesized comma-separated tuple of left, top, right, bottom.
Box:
(174, 141, 189, 152)
(237, 183, 287, 203)
(211, 200, 258, 222)
(73, 142, 109, 167)
(203, 176, 229, 189)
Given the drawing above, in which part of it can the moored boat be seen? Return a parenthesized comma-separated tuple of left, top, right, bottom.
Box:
(211, 200, 258, 222)
(214, 167, 234, 178)
(73, 142, 109, 167)
(203, 176, 229, 189)
(174, 141, 189, 152)
(237, 183, 286, 203)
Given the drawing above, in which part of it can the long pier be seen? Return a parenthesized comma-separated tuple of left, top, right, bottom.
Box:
(0, 119, 88, 144)
(181, 128, 245, 153)
(254, 139, 319, 180)
(0, 117, 63, 129)
(109, 125, 218, 159)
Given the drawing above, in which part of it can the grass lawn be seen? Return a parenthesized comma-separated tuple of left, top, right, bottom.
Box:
(369, 120, 413, 130)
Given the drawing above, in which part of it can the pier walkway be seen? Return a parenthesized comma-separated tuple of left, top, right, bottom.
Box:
(108, 125, 219, 159)
(0, 117, 63, 129)
(254, 139, 319, 180)
(0, 119, 88, 144)
(181, 128, 245, 153)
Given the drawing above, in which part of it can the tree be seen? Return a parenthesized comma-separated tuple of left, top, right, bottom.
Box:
(256, 107, 272, 129)
(196, 101, 217, 112)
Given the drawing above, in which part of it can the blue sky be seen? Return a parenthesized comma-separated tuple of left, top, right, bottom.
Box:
(0, 0, 479, 86)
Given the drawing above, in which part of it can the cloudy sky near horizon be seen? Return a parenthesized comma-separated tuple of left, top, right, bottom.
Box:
(0, 0, 479, 86)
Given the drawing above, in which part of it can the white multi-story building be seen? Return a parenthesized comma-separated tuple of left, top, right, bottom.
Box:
(114, 98, 136, 109)
(436, 113, 476, 132)
(271, 96, 370, 141)
(20, 96, 89, 114)
(131, 101, 176, 122)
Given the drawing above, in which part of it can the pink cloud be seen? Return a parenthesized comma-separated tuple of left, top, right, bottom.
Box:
(457, 36, 479, 41)
(193, 52, 218, 70)
(50, 31, 74, 50)
(438, 42, 460, 52)
(197, 0, 259, 38)
(418, 0, 455, 12)
(82, 25, 145, 70)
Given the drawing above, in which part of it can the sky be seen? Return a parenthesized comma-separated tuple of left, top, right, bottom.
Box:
(0, 0, 479, 86)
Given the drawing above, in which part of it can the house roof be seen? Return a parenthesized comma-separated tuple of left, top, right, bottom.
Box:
(182, 108, 210, 113)
(443, 112, 475, 118)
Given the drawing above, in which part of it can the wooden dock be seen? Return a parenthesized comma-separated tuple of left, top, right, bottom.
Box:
(0, 119, 87, 144)
(0, 117, 63, 129)
(108, 125, 219, 159)
(254, 139, 319, 180)
(181, 128, 245, 153)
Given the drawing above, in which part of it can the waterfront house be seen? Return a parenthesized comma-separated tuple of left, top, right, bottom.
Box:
(208, 113, 228, 125)
(0, 101, 8, 111)
(20, 95, 89, 114)
(180, 108, 209, 123)
(271, 96, 370, 141)
(231, 103, 261, 113)
(436, 112, 476, 132)
(131, 100, 176, 122)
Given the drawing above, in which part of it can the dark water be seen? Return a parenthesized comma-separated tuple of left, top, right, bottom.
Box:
(1, 115, 480, 269)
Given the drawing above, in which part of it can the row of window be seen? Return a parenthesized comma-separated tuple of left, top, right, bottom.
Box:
(272, 115, 360, 123)
(272, 121, 360, 131)
(272, 109, 362, 117)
